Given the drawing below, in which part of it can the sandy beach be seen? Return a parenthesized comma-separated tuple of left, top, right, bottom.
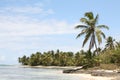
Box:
(77, 74, 114, 80)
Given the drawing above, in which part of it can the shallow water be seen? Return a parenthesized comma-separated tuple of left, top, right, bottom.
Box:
(0, 65, 85, 80)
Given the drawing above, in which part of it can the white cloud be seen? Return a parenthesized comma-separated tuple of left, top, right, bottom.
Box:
(0, 15, 76, 37)
(0, 14, 78, 52)
(0, 2, 54, 15)
(0, 0, 79, 37)
(0, 1, 54, 15)
(0, 55, 5, 61)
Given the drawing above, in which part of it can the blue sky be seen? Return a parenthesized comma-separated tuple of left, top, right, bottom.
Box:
(0, 0, 120, 64)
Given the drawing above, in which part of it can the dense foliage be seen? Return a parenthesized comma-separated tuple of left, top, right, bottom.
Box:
(18, 49, 99, 67)
(99, 40, 120, 66)
(18, 39, 120, 68)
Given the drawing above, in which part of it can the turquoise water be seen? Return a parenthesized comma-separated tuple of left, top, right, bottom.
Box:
(0, 65, 84, 80)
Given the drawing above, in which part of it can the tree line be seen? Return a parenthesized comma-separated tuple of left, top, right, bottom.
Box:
(18, 49, 97, 67)
(18, 39, 120, 68)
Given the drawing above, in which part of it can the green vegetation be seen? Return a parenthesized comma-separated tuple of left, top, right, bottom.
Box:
(18, 50, 95, 66)
(18, 39, 120, 68)
(18, 12, 120, 69)
(105, 36, 115, 50)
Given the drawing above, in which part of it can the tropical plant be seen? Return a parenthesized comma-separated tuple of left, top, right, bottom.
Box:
(29, 54, 38, 66)
(115, 41, 120, 49)
(75, 12, 109, 54)
(75, 52, 85, 66)
(105, 36, 115, 50)
(18, 55, 29, 65)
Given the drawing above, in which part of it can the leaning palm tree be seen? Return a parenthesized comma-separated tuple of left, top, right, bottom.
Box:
(75, 12, 109, 54)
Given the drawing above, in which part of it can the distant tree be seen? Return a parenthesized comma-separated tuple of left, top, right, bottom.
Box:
(29, 54, 38, 66)
(18, 57, 21, 63)
(105, 36, 115, 50)
(115, 41, 120, 49)
(94, 47, 102, 55)
(18, 49, 101, 67)
(19, 55, 29, 65)
(35, 52, 42, 65)
(75, 52, 85, 66)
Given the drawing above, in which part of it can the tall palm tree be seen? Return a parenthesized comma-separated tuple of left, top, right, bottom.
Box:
(75, 12, 109, 53)
(105, 36, 115, 50)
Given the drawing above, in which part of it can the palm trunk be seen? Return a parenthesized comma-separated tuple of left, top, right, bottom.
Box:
(94, 39, 98, 55)
(94, 34, 98, 55)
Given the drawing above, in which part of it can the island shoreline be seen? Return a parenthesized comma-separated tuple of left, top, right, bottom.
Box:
(19, 65, 118, 80)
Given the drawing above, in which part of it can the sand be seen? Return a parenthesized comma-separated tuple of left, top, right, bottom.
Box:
(78, 73, 114, 80)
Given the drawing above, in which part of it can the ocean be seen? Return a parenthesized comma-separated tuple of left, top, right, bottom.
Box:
(0, 65, 85, 80)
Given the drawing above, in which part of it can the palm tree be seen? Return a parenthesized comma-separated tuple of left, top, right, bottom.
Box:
(75, 12, 109, 53)
(116, 41, 120, 49)
(105, 36, 115, 50)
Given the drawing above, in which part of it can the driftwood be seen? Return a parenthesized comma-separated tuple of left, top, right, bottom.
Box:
(63, 66, 83, 73)
(63, 64, 90, 73)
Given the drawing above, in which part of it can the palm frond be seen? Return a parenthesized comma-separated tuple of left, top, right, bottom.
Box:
(96, 29, 102, 44)
(75, 25, 88, 29)
(85, 12, 94, 20)
(76, 31, 86, 39)
(97, 25, 109, 30)
(101, 32, 106, 39)
(116, 41, 120, 48)
(80, 18, 87, 22)
(94, 14, 99, 25)
(82, 31, 91, 47)
(80, 18, 90, 25)
(76, 29, 87, 38)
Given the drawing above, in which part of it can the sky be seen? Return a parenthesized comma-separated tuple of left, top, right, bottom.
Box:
(0, 0, 120, 64)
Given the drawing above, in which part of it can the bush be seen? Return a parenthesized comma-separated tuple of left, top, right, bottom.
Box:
(110, 49, 120, 66)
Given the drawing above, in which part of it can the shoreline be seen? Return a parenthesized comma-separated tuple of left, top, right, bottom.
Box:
(19, 65, 117, 80)
(19, 65, 79, 69)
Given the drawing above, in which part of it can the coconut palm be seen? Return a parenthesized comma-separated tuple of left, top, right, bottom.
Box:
(105, 36, 115, 50)
(75, 12, 109, 53)
(116, 41, 120, 49)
